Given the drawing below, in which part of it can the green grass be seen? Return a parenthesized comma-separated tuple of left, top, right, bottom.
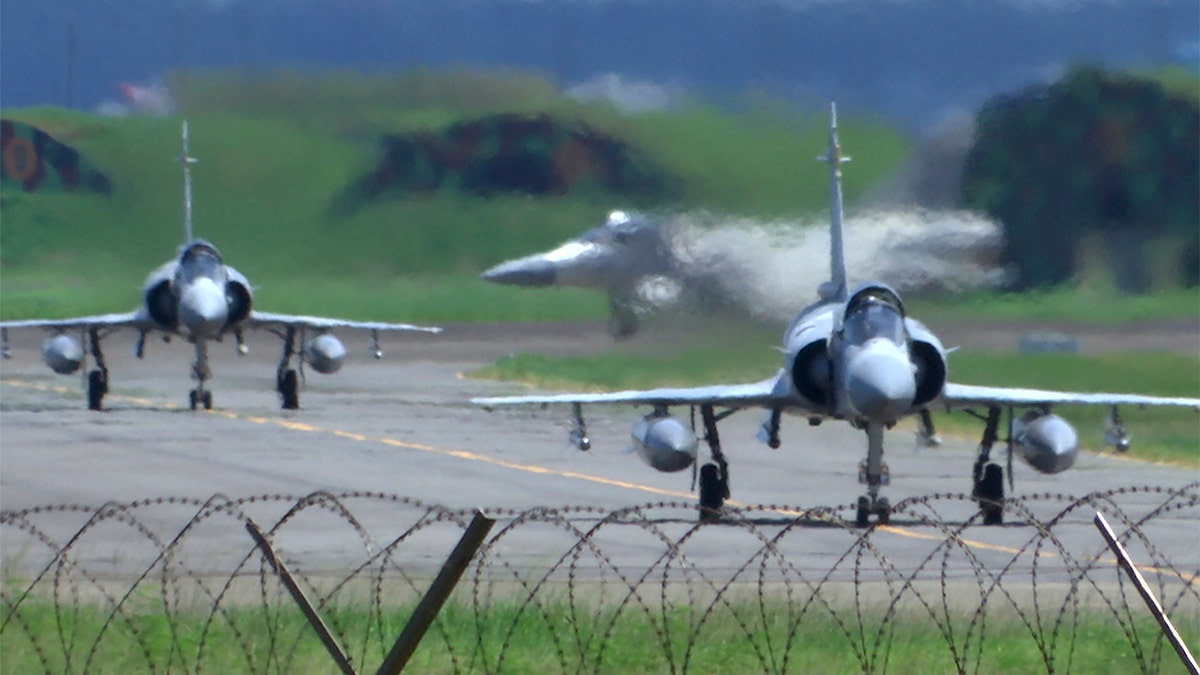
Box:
(906, 287, 1200, 324)
(2, 597, 1191, 674)
(1, 71, 908, 324)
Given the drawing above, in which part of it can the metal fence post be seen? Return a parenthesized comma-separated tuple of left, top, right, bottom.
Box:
(376, 510, 495, 675)
(1094, 511, 1199, 675)
(246, 520, 358, 675)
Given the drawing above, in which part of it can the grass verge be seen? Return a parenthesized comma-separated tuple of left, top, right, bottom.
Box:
(2, 597, 1191, 674)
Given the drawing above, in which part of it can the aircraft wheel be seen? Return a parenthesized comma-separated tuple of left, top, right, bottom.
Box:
(202, 391, 213, 410)
(855, 496, 871, 528)
(698, 463, 724, 523)
(87, 370, 106, 411)
(608, 306, 639, 341)
(188, 389, 199, 411)
(874, 496, 891, 525)
(279, 369, 300, 410)
(977, 463, 1005, 526)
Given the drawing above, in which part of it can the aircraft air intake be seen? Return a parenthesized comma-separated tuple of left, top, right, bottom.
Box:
(145, 279, 178, 330)
(224, 281, 252, 328)
(789, 339, 832, 410)
(910, 340, 947, 406)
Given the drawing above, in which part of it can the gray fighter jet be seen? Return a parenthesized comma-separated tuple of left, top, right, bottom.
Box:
(482, 209, 705, 338)
(0, 122, 440, 411)
(475, 104, 1200, 526)
(481, 196, 1008, 339)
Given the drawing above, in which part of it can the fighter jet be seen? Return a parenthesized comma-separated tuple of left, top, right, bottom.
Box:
(475, 104, 1200, 526)
(0, 122, 440, 411)
(481, 209, 708, 338)
(480, 196, 1008, 339)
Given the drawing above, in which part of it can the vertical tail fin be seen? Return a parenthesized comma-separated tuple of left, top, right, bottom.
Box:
(817, 102, 850, 302)
(178, 121, 198, 244)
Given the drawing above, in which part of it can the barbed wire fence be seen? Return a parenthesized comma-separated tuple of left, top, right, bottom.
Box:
(3, 484, 1197, 673)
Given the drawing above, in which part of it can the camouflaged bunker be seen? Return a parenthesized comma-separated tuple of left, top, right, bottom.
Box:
(1, 120, 112, 194)
(342, 113, 679, 208)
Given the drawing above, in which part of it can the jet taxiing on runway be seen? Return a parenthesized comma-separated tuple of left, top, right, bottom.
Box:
(0, 122, 441, 411)
(475, 104, 1200, 526)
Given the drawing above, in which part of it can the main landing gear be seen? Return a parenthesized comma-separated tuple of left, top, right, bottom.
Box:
(86, 327, 110, 411)
(696, 404, 731, 523)
(970, 407, 1006, 526)
(275, 326, 301, 410)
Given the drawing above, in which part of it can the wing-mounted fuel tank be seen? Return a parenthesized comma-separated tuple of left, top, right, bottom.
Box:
(630, 412, 698, 472)
(904, 317, 947, 407)
(42, 334, 84, 374)
(1012, 409, 1078, 474)
(302, 333, 347, 374)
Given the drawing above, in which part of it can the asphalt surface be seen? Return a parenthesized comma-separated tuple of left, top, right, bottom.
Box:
(1, 320, 1197, 581)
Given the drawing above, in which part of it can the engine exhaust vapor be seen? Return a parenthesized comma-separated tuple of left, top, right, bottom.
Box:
(664, 208, 1010, 323)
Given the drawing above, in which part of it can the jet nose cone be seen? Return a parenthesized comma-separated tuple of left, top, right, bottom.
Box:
(178, 278, 228, 338)
(846, 341, 916, 422)
(481, 257, 558, 287)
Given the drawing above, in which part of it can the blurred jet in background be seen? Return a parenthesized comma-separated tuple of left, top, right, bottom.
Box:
(481, 205, 1008, 339)
(481, 210, 721, 338)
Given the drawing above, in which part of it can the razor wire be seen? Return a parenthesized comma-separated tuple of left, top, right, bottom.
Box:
(2, 485, 1197, 674)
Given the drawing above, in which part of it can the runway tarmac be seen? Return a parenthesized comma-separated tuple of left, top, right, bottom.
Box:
(1, 321, 1197, 581)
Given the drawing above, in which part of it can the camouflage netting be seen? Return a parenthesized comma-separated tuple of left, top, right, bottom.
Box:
(342, 113, 679, 207)
(0, 119, 113, 194)
(961, 66, 1199, 290)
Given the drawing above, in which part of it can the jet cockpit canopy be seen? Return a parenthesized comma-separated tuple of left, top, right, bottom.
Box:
(843, 285, 906, 345)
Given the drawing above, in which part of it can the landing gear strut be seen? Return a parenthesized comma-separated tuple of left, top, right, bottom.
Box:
(188, 339, 213, 410)
(86, 327, 109, 411)
(971, 406, 1005, 526)
(276, 326, 300, 410)
(569, 403, 590, 450)
(917, 409, 941, 447)
(697, 404, 731, 523)
(855, 422, 891, 527)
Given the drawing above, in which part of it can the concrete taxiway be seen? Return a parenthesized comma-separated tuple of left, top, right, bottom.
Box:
(1, 321, 1196, 581)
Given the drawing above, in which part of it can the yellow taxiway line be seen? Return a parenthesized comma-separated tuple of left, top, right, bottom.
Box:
(2, 378, 1192, 584)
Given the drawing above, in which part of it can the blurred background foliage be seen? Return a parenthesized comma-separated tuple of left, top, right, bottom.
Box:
(962, 65, 1199, 291)
(1, 65, 1196, 324)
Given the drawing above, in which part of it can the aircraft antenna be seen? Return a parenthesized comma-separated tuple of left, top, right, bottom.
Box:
(179, 120, 198, 243)
(818, 102, 850, 302)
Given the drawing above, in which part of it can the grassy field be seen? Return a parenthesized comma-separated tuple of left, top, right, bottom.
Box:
(2, 597, 1190, 674)
(0, 72, 907, 327)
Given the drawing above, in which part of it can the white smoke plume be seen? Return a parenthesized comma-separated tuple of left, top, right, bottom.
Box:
(664, 208, 1010, 322)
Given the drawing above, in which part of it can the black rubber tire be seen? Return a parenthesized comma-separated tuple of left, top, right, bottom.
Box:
(698, 463, 724, 523)
(874, 496, 891, 525)
(279, 369, 300, 410)
(978, 463, 1005, 526)
(87, 370, 106, 411)
(188, 390, 198, 411)
(202, 390, 213, 410)
(856, 496, 871, 528)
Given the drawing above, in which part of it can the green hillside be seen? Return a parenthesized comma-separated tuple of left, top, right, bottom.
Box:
(0, 71, 908, 323)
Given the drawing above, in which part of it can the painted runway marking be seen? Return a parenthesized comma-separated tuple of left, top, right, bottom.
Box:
(3, 377, 1191, 582)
